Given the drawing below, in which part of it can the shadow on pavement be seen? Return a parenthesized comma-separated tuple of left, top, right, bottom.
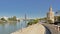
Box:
(44, 26, 51, 34)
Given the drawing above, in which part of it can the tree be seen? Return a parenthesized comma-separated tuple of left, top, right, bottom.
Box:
(1, 18, 6, 21)
(8, 18, 12, 21)
(12, 16, 17, 21)
(47, 20, 53, 24)
(27, 19, 39, 26)
(55, 10, 60, 22)
(8, 16, 17, 21)
(58, 16, 60, 21)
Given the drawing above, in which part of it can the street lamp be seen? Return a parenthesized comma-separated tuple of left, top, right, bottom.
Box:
(25, 14, 27, 27)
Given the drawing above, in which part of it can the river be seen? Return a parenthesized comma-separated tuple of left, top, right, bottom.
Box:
(0, 21, 27, 34)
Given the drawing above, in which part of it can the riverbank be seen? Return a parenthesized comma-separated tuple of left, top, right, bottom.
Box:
(11, 23, 46, 34)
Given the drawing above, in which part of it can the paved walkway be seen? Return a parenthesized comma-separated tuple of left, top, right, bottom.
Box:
(42, 23, 60, 34)
(11, 23, 46, 34)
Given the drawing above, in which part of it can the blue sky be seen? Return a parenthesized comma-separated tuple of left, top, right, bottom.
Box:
(0, 0, 60, 18)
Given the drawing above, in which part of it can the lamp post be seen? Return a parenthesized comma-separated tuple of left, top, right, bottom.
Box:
(25, 14, 27, 27)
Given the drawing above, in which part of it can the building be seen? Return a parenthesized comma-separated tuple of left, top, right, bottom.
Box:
(47, 6, 54, 23)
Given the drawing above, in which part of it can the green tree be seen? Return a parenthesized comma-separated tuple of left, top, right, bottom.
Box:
(1, 18, 6, 21)
(27, 19, 39, 26)
(12, 16, 17, 21)
(58, 16, 60, 21)
(8, 16, 17, 21)
(8, 18, 12, 21)
(48, 20, 53, 24)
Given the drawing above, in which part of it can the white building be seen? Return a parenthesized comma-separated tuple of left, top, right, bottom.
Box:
(47, 6, 54, 23)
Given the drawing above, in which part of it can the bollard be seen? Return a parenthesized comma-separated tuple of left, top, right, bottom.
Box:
(55, 25, 58, 30)
(58, 26, 60, 31)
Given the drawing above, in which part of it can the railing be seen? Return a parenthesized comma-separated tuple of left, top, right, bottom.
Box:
(54, 25, 60, 31)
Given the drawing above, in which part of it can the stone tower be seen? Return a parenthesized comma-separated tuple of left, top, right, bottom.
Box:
(47, 6, 54, 23)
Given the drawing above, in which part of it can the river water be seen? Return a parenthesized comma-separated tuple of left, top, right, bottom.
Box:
(0, 21, 27, 34)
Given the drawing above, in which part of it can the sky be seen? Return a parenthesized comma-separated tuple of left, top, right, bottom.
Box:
(0, 0, 60, 18)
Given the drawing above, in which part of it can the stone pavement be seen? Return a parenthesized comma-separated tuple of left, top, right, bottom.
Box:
(42, 23, 60, 34)
(11, 23, 46, 34)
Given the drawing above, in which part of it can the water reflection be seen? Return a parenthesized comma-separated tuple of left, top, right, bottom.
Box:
(0, 21, 27, 34)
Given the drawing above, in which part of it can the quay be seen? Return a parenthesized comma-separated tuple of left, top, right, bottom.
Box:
(42, 23, 60, 34)
(11, 23, 46, 34)
(11, 22, 60, 34)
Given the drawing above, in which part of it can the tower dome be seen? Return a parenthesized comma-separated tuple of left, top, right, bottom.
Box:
(49, 5, 52, 11)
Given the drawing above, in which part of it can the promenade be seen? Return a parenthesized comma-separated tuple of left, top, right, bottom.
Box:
(42, 23, 60, 34)
(11, 22, 60, 34)
(11, 23, 46, 34)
